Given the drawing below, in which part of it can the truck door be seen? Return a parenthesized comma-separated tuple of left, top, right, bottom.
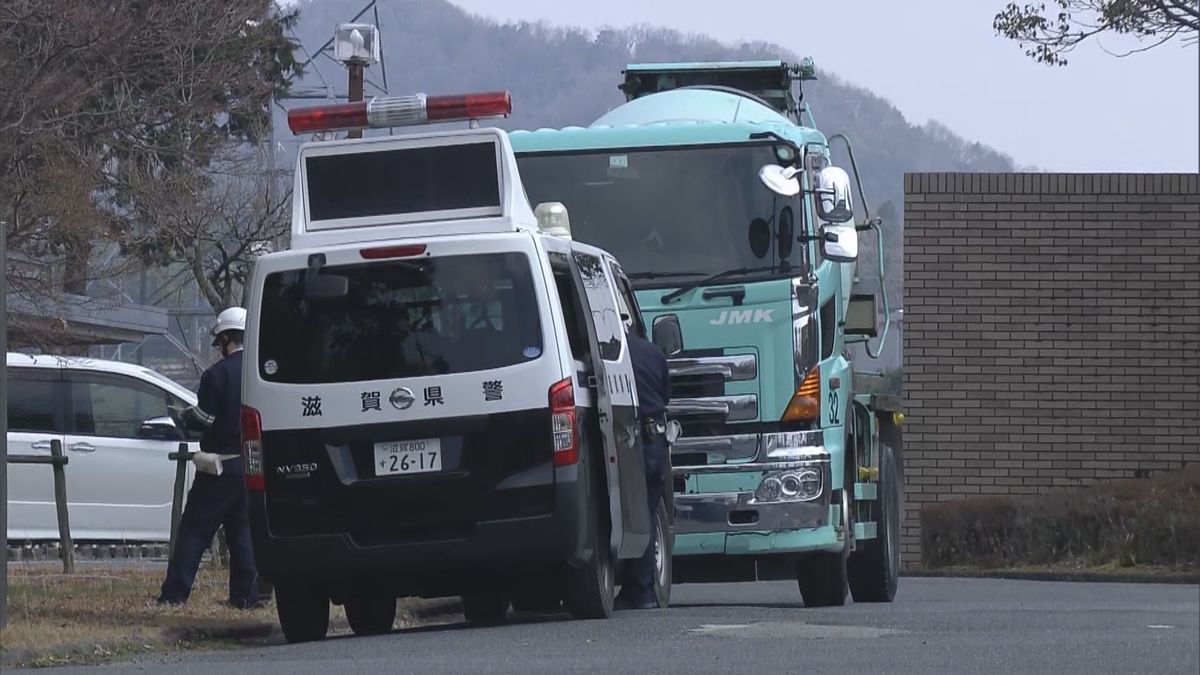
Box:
(569, 249, 652, 559)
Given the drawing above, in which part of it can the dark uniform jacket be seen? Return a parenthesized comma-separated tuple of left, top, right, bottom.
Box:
(628, 332, 671, 420)
(186, 350, 244, 456)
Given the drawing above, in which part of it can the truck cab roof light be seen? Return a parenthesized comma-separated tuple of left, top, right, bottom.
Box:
(288, 91, 512, 135)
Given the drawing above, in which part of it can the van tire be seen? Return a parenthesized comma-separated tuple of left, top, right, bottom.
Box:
(461, 592, 510, 623)
(564, 459, 615, 620)
(344, 593, 397, 636)
(848, 444, 901, 603)
(275, 584, 330, 643)
(652, 495, 672, 610)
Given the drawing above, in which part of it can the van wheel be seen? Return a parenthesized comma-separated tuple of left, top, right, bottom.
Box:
(345, 593, 397, 636)
(848, 444, 902, 603)
(652, 496, 672, 609)
(461, 592, 510, 623)
(796, 490, 850, 608)
(564, 471, 615, 620)
(275, 584, 330, 643)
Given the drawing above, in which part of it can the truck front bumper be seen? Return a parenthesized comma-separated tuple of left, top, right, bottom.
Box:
(670, 431, 837, 557)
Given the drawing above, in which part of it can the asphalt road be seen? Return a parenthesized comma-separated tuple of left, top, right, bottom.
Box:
(28, 577, 1200, 674)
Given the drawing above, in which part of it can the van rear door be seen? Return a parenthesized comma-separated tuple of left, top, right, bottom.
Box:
(249, 237, 562, 543)
(568, 248, 652, 559)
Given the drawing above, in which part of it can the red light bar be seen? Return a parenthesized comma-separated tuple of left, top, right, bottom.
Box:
(287, 101, 368, 134)
(360, 244, 427, 259)
(288, 90, 512, 135)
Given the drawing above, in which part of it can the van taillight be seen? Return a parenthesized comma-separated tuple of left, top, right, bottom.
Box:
(241, 406, 264, 492)
(549, 378, 578, 467)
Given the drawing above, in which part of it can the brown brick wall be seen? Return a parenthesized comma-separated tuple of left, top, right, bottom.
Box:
(901, 172, 1200, 568)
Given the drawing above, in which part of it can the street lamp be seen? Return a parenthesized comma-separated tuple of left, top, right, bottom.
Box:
(333, 23, 380, 139)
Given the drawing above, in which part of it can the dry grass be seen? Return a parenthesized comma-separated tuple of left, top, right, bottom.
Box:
(0, 566, 432, 668)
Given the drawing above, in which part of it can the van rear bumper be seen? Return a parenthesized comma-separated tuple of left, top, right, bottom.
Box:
(248, 465, 589, 596)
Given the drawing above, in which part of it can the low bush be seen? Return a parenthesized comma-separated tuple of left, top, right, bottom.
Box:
(920, 467, 1200, 569)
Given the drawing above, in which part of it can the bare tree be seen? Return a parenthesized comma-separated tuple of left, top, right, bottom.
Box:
(0, 0, 299, 320)
(995, 1, 1199, 65)
(124, 148, 291, 313)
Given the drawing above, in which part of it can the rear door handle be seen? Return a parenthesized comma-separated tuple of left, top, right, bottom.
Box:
(31, 440, 53, 451)
(68, 442, 96, 453)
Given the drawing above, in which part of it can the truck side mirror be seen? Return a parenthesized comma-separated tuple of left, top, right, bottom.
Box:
(844, 294, 878, 337)
(821, 224, 858, 262)
(652, 314, 684, 357)
(815, 166, 854, 223)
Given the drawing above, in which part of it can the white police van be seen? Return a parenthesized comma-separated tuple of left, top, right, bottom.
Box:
(241, 91, 671, 642)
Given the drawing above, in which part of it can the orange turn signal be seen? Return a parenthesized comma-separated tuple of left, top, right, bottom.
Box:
(782, 369, 821, 423)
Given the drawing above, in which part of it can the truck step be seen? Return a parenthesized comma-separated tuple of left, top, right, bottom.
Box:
(853, 521, 878, 541)
(853, 482, 878, 501)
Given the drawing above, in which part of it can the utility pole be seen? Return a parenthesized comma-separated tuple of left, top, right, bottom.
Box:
(2, 218, 9, 629)
(347, 62, 364, 139)
(333, 23, 379, 140)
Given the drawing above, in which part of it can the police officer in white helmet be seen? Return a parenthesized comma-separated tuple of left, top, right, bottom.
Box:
(157, 307, 262, 608)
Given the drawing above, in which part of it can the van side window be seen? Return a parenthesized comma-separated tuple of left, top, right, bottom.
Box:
(609, 261, 646, 340)
(67, 373, 171, 439)
(8, 371, 58, 433)
(552, 265, 590, 362)
(572, 251, 623, 362)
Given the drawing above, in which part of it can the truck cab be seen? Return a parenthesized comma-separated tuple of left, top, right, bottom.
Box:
(243, 93, 669, 642)
(511, 60, 903, 607)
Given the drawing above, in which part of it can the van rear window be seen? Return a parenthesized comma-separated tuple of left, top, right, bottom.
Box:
(257, 253, 543, 384)
(305, 141, 501, 222)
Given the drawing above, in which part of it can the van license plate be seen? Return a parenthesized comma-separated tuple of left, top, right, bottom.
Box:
(373, 439, 442, 475)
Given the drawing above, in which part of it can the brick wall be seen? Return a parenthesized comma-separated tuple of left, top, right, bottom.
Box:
(901, 173, 1200, 568)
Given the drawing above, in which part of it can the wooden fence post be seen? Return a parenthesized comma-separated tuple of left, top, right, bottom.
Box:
(49, 440, 73, 574)
(168, 443, 194, 560)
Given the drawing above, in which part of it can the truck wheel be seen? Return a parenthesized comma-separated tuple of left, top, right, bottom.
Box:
(461, 592, 510, 623)
(344, 593, 397, 636)
(652, 495, 672, 610)
(796, 490, 850, 608)
(275, 584, 330, 643)
(848, 444, 901, 602)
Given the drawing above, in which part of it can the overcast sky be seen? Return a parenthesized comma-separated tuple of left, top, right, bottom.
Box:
(444, 0, 1199, 173)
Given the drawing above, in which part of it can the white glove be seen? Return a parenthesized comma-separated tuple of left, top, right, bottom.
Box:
(192, 451, 223, 476)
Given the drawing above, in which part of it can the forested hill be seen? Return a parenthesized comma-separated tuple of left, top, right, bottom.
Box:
(286, 0, 1016, 219)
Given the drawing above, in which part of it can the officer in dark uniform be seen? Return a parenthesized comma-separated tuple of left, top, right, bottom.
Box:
(157, 307, 260, 609)
(615, 324, 672, 610)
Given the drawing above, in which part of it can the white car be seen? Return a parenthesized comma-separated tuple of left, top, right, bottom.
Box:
(6, 352, 199, 542)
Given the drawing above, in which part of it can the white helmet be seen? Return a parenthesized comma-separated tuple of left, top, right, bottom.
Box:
(210, 307, 247, 345)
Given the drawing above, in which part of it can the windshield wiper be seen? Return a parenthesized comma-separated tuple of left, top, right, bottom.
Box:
(660, 266, 777, 305)
(626, 271, 705, 280)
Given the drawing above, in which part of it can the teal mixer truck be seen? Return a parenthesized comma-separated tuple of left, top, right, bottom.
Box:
(511, 60, 904, 606)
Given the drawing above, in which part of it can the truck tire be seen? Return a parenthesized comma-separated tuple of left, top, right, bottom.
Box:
(275, 584, 330, 643)
(344, 593, 398, 636)
(848, 444, 901, 603)
(461, 591, 511, 623)
(796, 489, 850, 608)
(652, 495, 672, 610)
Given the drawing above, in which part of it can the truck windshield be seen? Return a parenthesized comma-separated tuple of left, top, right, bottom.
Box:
(257, 252, 543, 384)
(517, 142, 805, 288)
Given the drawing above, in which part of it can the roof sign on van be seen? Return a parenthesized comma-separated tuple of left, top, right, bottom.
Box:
(285, 91, 543, 250)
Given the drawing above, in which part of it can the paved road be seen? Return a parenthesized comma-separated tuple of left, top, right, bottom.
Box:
(28, 577, 1200, 674)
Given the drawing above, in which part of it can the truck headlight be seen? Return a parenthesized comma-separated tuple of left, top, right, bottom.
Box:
(752, 468, 823, 504)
